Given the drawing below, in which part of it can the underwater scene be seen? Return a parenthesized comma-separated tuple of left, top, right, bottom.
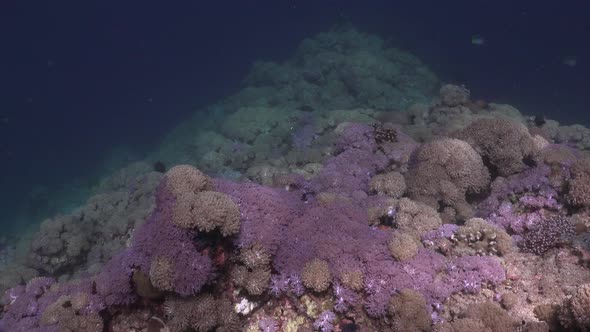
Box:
(1, 1, 590, 331)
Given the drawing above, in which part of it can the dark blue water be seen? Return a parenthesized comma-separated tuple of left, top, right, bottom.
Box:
(1, 0, 588, 233)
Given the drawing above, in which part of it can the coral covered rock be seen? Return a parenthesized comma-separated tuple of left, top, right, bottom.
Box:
(559, 283, 590, 330)
(454, 117, 538, 176)
(461, 301, 518, 332)
(406, 138, 490, 220)
(434, 318, 491, 332)
(40, 293, 103, 332)
(27, 170, 160, 277)
(454, 218, 513, 256)
(388, 289, 432, 331)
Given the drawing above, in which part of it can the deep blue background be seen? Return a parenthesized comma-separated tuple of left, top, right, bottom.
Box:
(1, 0, 589, 231)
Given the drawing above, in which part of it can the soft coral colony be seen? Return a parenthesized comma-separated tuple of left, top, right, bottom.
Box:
(2, 28, 590, 332)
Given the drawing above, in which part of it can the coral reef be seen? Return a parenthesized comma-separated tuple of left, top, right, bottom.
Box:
(559, 283, 590, 330)
(2, 27, 590, 332)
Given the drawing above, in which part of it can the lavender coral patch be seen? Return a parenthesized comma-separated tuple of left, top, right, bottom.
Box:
(332, 281, 358, 312)
(216, 180, 304, 254)
(313, 310, 337, 332)
(259, 317, 280, 332)
(361, 249, 506, 317)
(447, 255, 506, 293)
(274, 201, 390, 277)
(94, 252, 137, 306)
(477, 164, 553, 219)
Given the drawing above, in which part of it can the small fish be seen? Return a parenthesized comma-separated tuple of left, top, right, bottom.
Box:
(563, 55, 577, 67)
(0, 115, 7, 124)
(471, 35, 485, 46)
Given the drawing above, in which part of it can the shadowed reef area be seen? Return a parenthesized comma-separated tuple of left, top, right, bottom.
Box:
(1, 27, 590, 332)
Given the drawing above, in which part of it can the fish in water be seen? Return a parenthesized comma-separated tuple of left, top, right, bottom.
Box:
(471, 35, 485, 46)
(563, 55, 578, 67)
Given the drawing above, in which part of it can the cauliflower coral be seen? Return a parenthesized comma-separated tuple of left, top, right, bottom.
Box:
(406, 138, 490, 221)
(454, 117, 538, 176)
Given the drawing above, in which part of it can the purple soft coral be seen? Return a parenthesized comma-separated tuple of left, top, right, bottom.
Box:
(333, 282, 358, 313)
(259, 317, 280, 332)
(313, 310, 337, 332)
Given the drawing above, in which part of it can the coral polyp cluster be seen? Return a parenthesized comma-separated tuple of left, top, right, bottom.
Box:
(1, 27, 589, 332)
